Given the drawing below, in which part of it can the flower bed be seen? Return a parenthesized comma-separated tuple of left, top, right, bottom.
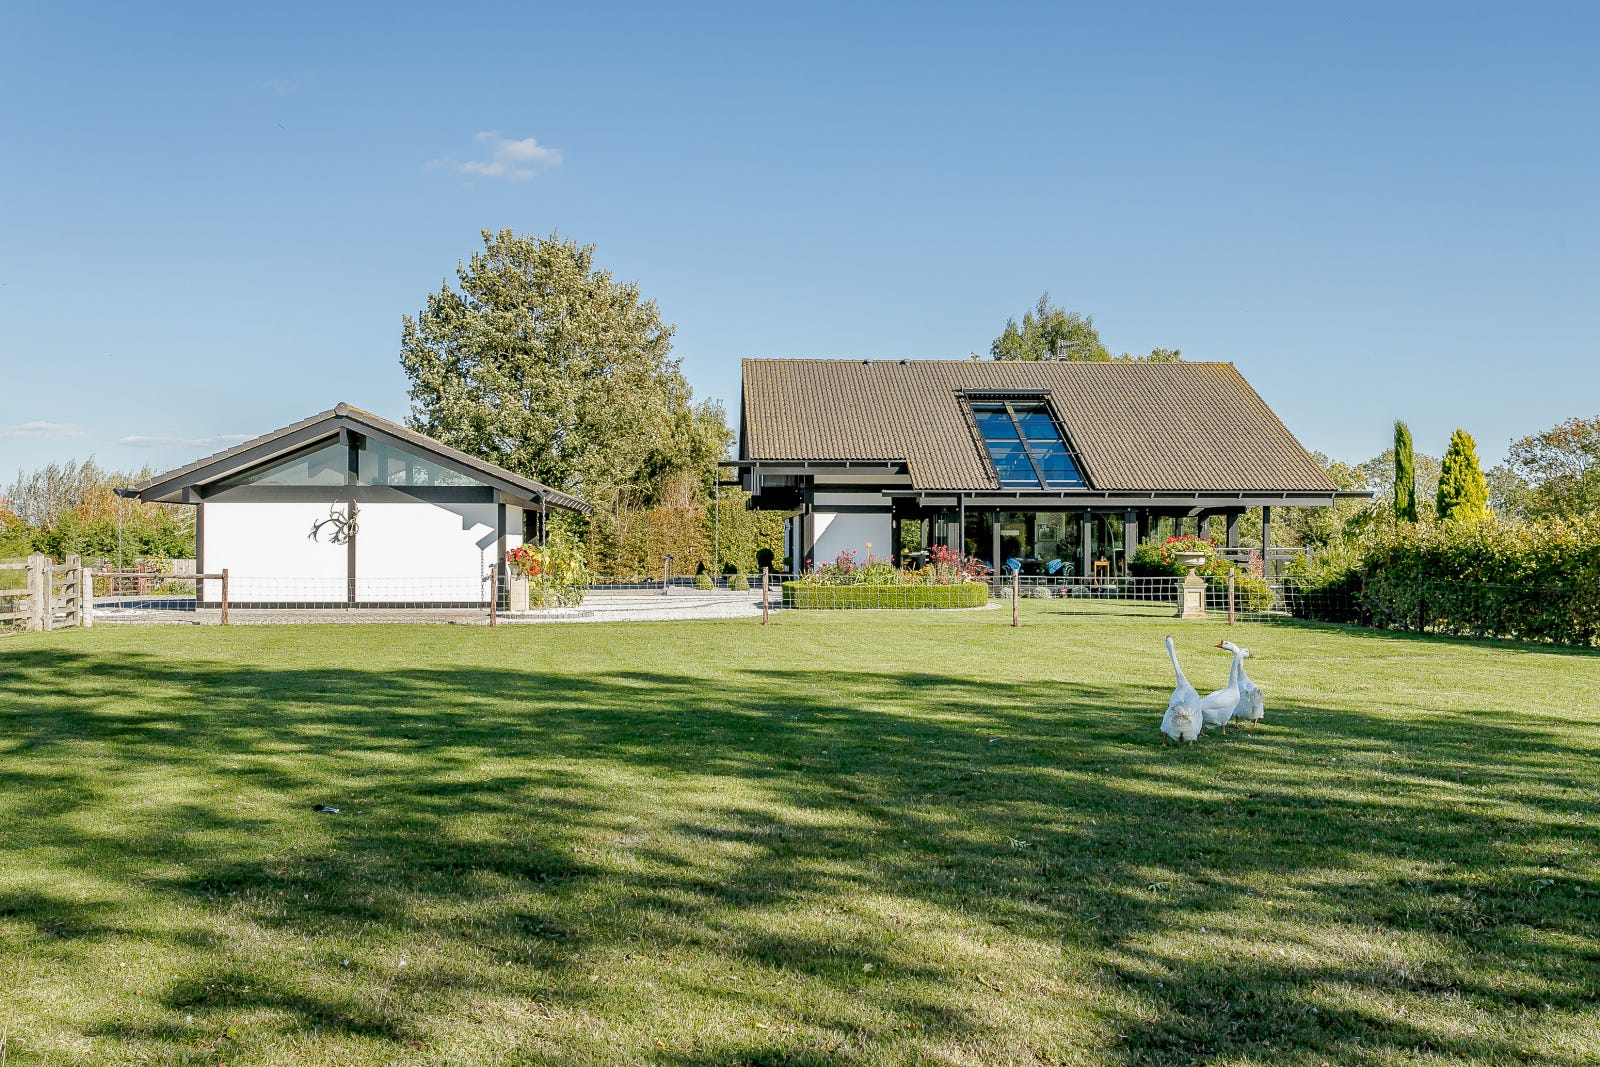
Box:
(781, 582, 989, 610)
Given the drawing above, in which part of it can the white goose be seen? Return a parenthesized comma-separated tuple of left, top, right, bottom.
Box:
(1161, 636, 1202, 744)
(1197, 642, 1245, 735)
(1218, 640, 1264, 724)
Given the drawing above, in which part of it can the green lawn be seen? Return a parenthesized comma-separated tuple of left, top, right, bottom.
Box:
(2, 607, 1598, 1066)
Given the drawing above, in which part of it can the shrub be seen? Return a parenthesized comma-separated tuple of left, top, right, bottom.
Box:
(506, 527, 590, 608)
(728, 572, 749, 592)
(694, 573, 714, 591)
(781, 582, 989, 609)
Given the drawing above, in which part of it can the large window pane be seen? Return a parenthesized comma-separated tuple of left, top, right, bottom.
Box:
(221, 440, 348, 487)
(358, 439, 484, 487)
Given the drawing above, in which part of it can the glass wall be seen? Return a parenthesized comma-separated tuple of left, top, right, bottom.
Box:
(923, 508, 1134, 577)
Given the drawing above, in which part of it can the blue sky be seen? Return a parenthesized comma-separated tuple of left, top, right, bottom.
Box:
(3, 2, 1596, 479)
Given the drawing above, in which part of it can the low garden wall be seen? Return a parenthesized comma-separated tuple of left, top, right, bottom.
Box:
(781, 582, 989, 610)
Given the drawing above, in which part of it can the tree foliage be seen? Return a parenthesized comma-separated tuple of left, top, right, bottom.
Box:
(400, 230, 728, 508)
(1502, 415, 1600, 519)
(1393, 421, 1418, 523)
(2, 458, 194, 561)
(989, 293, 1181, 363)
(1436, 428, 1490, 523)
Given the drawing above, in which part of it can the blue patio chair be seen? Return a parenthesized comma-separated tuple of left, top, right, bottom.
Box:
(1003, 557, 1022, 573)
(1045, 558, 1064, 575)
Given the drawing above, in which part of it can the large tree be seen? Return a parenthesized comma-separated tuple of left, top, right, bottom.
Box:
(1436, 428, 1490, 523)
(1502, 415, 1600, 519)
(989, 293, 1180, 362)
(400, 230, 727, 506)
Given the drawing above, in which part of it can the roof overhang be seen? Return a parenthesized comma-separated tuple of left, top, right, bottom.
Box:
(883, 489, 1364, 510)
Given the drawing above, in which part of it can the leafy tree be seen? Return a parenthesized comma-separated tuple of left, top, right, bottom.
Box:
(400, 230, 727, 507)
(990, 293, 1111, 361)
(1503, 415, 1600, 519)
(1436, 429, 1490, 522)
(990, 294, 1181, 362)
(1393, 421, 1418, 523)
(3, 458, 194, 561)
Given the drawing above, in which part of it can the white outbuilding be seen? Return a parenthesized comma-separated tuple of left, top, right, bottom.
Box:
(126, 403, 590, 607)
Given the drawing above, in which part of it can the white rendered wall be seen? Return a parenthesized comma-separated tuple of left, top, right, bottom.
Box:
(202, 501, 349, 602)
(811, 510, 893, 567)
(202, 499, 518, 603)
(355, 501, 511, 603)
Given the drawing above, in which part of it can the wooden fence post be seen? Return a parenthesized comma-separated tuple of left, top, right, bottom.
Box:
(1228, 571, 1236, 626)
(488, 563, 498, 627)
(80, 561, 93, 628)
(220, 569, 230, 626)
(1011, 570, 1020, 628)
(761, 567, 770, 625)
(25, 554, 47, 632)
(63, 554, 80, 628)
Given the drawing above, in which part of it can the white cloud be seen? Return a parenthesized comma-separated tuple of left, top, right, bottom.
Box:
(453, 131, 563, 180)
(0, 421, 86, 440)
(119, 433, 254, 449)
(265, 78, 297, 96)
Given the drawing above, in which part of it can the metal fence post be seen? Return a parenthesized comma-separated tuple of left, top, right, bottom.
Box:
(220, 568, 230, 626)
(762, 567, 770, 625)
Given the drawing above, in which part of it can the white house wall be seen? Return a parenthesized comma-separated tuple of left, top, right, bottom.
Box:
(812, 509, 893, 566)
(202, 501, 349, 602)
(355, 501, 512, 602)
(201, 498, 518, 603)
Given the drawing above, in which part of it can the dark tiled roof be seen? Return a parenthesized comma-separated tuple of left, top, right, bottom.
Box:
(131, 403, 591, 512)
(741, 360, 1337, 493)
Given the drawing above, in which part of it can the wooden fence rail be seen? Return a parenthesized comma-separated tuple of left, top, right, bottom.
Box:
(93, 569, 230, 625)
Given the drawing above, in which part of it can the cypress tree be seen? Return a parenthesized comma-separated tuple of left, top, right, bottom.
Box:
(1393, 420, 1418, 523)
(1437, 428, 1490, 522)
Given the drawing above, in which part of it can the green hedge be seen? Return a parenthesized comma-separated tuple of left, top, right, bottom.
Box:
(781, 582, 989, 610)
(1293, 518, 1600, 645)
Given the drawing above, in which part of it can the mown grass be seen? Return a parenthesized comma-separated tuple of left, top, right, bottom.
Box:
(1, 606, 1598, 1065)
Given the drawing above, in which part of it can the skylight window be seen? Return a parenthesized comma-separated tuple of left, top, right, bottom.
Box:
(969, 400, 1086, 489)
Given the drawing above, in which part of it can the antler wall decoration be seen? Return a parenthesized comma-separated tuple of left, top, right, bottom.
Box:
(308, 502, 359, 544)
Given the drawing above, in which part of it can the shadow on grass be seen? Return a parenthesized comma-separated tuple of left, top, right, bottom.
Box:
(2, 641, 1598, 1063)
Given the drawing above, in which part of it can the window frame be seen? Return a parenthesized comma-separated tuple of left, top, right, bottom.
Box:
(967, 397, 1087, 490)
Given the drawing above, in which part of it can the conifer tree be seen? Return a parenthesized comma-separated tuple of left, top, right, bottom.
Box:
(1437, 428, 1490, 522)
(1393, 421, 1418, 523)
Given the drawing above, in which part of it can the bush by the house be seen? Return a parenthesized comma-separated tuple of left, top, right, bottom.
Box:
(506, 527, 590, 608)
(728, 572, 749, 592)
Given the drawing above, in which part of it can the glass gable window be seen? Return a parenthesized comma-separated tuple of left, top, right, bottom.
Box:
(357, 439, 484, 487)
(969, 400, 1086, 489)
(218, 440, 349, 487)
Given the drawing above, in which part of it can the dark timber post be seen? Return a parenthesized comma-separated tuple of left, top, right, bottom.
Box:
(1226, 510, 1242, 549)
(1260, 506, 1274, 576)
(1079, 511, 1093, 578)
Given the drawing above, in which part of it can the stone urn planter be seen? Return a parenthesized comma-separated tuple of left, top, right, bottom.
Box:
(508, 572, 531, 613)
(1172, 551, 1208, 619)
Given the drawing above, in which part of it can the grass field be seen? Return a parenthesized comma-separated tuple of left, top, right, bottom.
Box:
(2, 607, 1598, 1065)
